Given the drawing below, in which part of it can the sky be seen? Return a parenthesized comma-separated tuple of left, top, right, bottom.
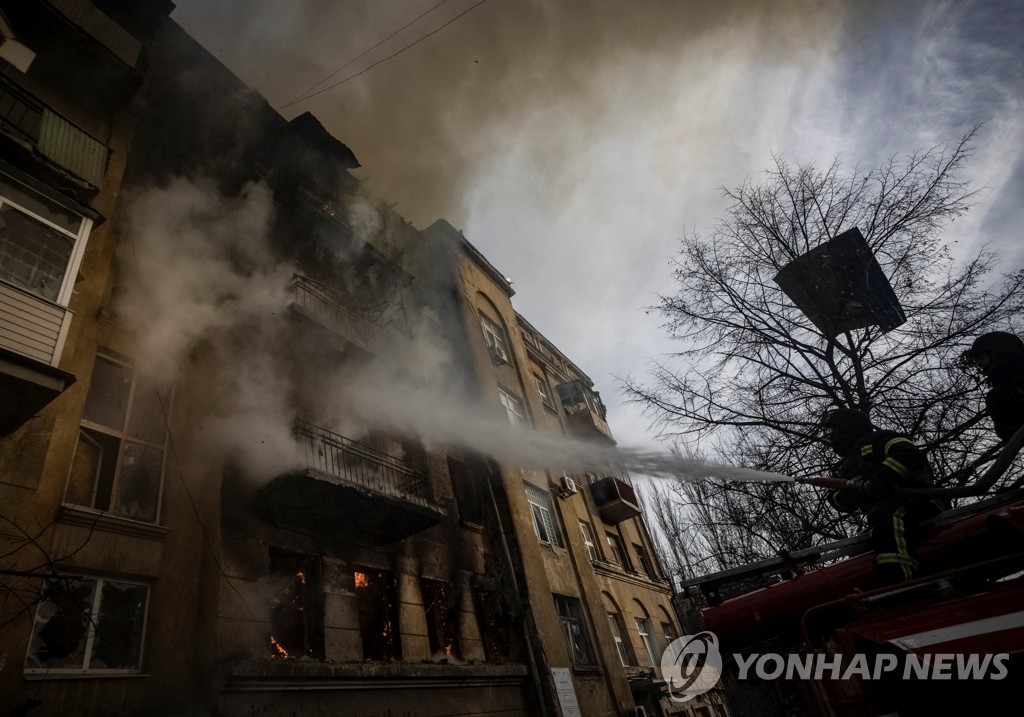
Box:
(169, 0, 1024, 454)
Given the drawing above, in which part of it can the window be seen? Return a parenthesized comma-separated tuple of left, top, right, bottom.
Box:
(534, 373, 555, 409)
(66, 354, 168, 523)
(553, 595, 593, 664)
(607, 613, 631, 666)
(0, 172, 91, 305)
(579, 521, 600, 561)
(634, 543, 655, 578)
(606, 532, 628, 567)
(354, 567, 401, 660)
(479, 313, 510, 364)
(268, 549, 324, 659)
(635, 617, 656, 666)
(525, 483, 560, 546)
(25, 576, 148, 673)
(448, 455, 484, 525)
(498, 387, 526, 426)
(421, 578, 462, 660)
(662, 621, 680, 660)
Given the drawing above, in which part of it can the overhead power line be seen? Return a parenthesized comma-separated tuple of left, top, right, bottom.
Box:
(281, 0, 491, 109)
(286, 0, 451, 106)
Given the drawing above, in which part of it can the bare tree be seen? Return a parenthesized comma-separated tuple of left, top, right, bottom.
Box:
(625, 127, 1024, 572)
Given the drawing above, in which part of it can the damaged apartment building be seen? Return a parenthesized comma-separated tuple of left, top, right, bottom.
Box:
(0, 3, 709, 717)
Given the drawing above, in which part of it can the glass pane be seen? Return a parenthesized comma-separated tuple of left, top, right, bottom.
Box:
(67, 428, 119, 510)
(24, 579, 95, 670)
(0, 203, 73, 301)
(126, 377, 167, 443)
(83, 356, 132, 429)
(113, 443, 162, 522)
(90, 581, 146, 669)
(0, 175, 82, 233)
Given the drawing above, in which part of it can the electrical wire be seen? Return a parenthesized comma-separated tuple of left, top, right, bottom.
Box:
(286, 0, 452, 106)
(280, 0, 491, 109)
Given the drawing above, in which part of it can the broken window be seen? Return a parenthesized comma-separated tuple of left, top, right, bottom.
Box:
(66, 353, 167, 523)
(353, 567, 401, 661)
(525, 483, 560, 546)
(24, 576, 148, 673)
(605, 532, 628, 568)
(635, 616, 657, 666)
(553, 594, 593, 665)
(534, 373, 555, 410)
(268, 549, 324, 660)
(607, 613, 632, 667)
(633, 543, 654, 578)
(579, 521, 600, 562)
(473, 589, 507, 662)
(420, 578, 462, 660)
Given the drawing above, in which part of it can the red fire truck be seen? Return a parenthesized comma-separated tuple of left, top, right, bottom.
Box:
(679, 431, 1024, 717)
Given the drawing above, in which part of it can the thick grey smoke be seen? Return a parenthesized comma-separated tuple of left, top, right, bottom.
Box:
(117, 178, 790, 486)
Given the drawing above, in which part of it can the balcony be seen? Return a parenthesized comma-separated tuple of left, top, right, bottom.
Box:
(556, 380, 613, 443)
(589, 476, 641, 524)
(288, 275, 404, 358)
(254, 420, 444, 544)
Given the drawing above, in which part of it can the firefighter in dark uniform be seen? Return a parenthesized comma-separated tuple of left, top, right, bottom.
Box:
(961, 331, 1024, 442)
(821, 408, 942, 585)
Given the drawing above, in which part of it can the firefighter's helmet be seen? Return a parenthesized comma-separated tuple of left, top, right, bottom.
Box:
(962, 331, 1024, 369)
(821, 408, 873, 453)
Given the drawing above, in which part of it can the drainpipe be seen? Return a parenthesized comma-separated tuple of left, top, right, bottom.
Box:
(484, 462, 551, 717)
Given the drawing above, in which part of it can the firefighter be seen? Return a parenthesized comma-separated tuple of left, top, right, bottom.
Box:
(961, 331, 1024, 442)
(821, 408, 942, 585)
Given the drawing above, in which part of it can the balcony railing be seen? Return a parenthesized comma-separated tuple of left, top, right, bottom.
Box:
(288, 275, 401, 357)
(293, 419, 431, 505)
(255, 420, 444, 543)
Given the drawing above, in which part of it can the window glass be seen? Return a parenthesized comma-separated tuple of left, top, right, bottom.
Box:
(479, 313, 510, 359)
(554, 595, 593, 665)
(498, 388, 525, 426)
(636, 617, 656, 666)
(25, 577, 147, 673)
(608, 613, 631, 666)
(83, 356, 132, 429)
(606, 532, 628, 566)
(68, 354, 167, 523)
(0, 174, 82, 234)
(634, 543, 654, 578)
(0, 203, 74, 301)
(525, 483, 559, 546)
(534, 374, 554, 408)
(579, 521, 599, 561)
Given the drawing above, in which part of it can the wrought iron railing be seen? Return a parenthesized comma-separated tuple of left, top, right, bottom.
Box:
(288, 275, 399, 355)
(292, 419, 432, 504)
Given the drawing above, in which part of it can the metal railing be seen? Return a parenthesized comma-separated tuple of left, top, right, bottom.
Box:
(293, 419, 431, 504)
(289, 275, 399, 356)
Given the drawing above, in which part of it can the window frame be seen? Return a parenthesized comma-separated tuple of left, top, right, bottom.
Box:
(534, 373, 555, 410)
(578, 520, 600, 562)
(607, 613, 632, 667)
(553, 594, 594, 665)
(605, 531, 628, 568)
(525, 483, 560, 546)
(635, 616, 657, 666)
(0, 171, 92, 307)
(67, 352, 169, 524)
(24, 575, 150, 675)
(479, 313, 510, 363)
(498, 387, 526, 426)
(633, 542, 655, 578)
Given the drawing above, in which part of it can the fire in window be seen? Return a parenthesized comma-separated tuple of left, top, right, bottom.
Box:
(420, 578, 462, 661)
(473, 589, 508, 662)
(353, 567, 401, 660)
(268, 550, 324, 660)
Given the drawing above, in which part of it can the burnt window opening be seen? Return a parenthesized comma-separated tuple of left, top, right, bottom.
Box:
(268, 549, 324, 660)
(420, 578, 462, 661)
(353, 567, 401, 661)
(473, 589, 507, 662)
(448, 455, 485, 526)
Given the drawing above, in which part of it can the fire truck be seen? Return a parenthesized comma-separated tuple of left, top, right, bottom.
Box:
(678, 428, 1024, 717)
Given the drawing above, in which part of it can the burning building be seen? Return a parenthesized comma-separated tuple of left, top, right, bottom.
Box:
(0, 3, 693, 716)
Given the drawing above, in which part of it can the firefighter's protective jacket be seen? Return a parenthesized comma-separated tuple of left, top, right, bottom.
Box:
(828, 430, 933, 513)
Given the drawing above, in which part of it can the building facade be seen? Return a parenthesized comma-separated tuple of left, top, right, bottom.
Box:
(0, 3, 700, 716)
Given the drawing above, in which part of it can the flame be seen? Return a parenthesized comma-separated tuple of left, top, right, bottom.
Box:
(270, 635, 288, 657)
(296, 571, 306, 585)
(445, 643, 454, 656)
(354, 572, 368, 589)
